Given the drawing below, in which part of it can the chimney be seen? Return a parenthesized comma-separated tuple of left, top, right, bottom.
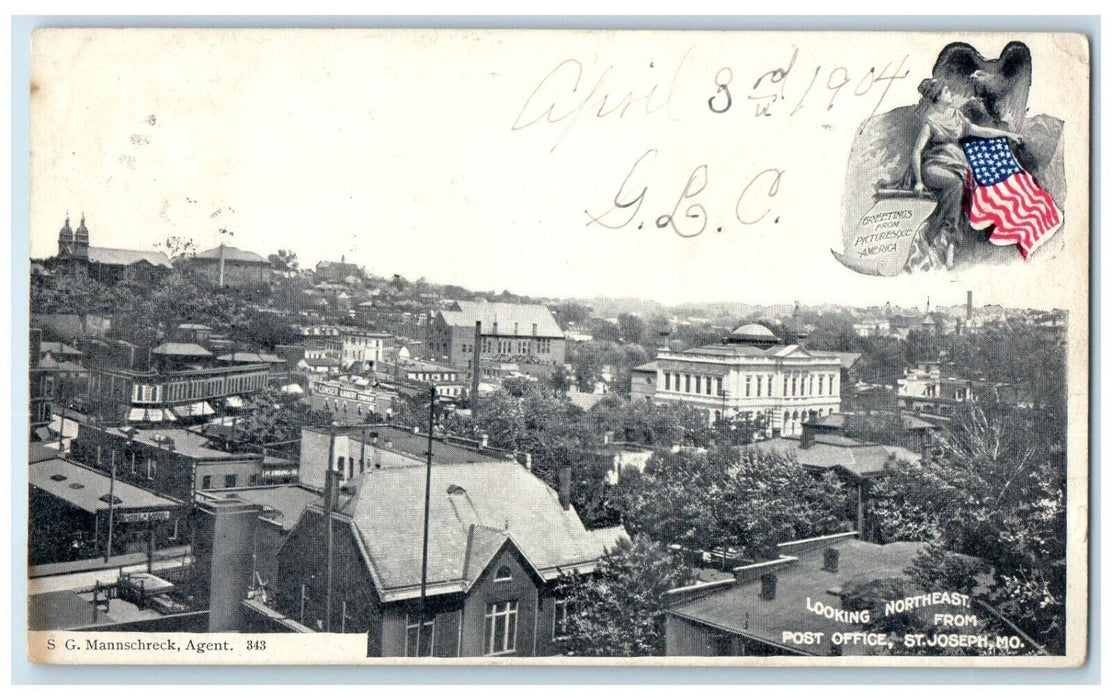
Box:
(603, 431, 614, 445)
(524, 453, 532, 471)
(480, 433, 489, 448)
(558, 467, 571, 510)
(799, 422, 815, 449)
(823, 548, 840, 573)
(759, 572, 778, 600)
(966, 290, 973, 321)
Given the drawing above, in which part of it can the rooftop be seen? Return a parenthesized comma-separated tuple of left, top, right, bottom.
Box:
(103, 426, 252, 460)
(440, 300, 564, 338)
(201, 484, 321, 532)
(330, 460, 625, 600)
(747, 436, 922, 480)
(86, 247, 173, 269)
(30, 457, 181, 513)
(151, 342, 213, 357)
(191, 245, 269, 264)
(668, 538, 928, 654)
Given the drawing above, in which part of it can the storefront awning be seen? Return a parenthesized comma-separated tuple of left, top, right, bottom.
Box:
(171, 401, 216, 418)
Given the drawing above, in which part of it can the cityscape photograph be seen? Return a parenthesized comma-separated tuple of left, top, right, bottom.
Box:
(22, 28, 1083, 663)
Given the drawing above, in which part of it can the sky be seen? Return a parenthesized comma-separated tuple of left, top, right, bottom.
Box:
(29, 29, 1088, 310)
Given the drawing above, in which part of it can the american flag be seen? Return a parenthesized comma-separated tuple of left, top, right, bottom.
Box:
(962, 137, 1062, 259)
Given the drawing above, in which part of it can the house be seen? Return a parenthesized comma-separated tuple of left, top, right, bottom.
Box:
(267, 454, 626, 655)
(650, 324, 843, 436)
(745, 423, 923, 536)
(630, 360, 658, 403)
(665, 533, 936, 656)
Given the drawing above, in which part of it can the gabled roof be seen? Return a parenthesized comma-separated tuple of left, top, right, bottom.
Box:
(192, 245, 269, 264)
(217, 352, 284, 363)
(86, 247, 173, 269)
(821, 351, 863, 370)
(332, 461, 612, 601)
(440, 300, 564, 338)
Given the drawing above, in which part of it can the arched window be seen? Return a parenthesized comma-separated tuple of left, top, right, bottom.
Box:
(494, 565, 513, 582)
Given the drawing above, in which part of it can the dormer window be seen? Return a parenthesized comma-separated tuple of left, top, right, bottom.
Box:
(494, 565, 513, 582)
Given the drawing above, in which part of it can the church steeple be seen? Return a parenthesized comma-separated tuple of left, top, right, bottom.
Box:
(74, 213, 90, 257)
(57, 212, 74, 257)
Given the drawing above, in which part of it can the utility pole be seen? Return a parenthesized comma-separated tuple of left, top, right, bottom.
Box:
(105, 449, 117, 563)
(419, 385, 435, 614)
(324, 425, 335, 632)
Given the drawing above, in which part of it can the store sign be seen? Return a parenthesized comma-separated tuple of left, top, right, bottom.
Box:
(115, 510, 172, 523)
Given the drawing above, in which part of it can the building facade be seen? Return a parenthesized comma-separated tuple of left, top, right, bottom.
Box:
(180, 245, 273, 288)
(339, 329, 393, 371)
(427, 300, 566, 379)
(87, 364, 269, 425)
(649, 324, 843, 436)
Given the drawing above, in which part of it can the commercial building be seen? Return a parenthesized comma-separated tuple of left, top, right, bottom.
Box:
(664, 533, 932, 656)
(30, 446, 185, 565)
(427, 300, 566, 380)
(338, 329, 393, 372)
(70, 424, 271, 502)
(86, 363, 269, 426)
(269, 436, 626, 654)
(307, 377, 398, 422)
(648, 324, 843, 436)
(384, 358, 466, 400)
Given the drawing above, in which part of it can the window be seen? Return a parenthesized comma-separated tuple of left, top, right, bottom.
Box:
(405, 614, 435, 657)
(484, 601, 518, 655)
(664, 374, 671, 391)
(695, 376, 702, 394)
(224, 474, 237, 488)
(745, 375, 751, 397)
(202, 475, 212, 489)
(685, 375, 691, 393)
(494, 565, 513, 582)
(553, 599, 571, 639)
(756, 376, 762, 397)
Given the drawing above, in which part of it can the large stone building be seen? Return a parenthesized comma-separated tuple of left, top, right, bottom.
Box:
(647, 324, 843, 437)
(178, 245, 272, 288)
(427, 300, 566, 380)
(55, 214, 173, 284)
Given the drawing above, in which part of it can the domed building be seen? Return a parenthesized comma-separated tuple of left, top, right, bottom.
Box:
(643, 322, 844, 437)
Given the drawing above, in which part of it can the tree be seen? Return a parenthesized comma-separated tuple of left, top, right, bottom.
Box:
(156, 235, 197, 259)
(615, 448, 853, 560)
(552, 536, 690, 656)
(236, 387, 331, 445)
(268, 249, 299, 271)
(867, 399, 1067, 653)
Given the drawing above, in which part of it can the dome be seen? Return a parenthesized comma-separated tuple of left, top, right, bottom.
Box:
(730, 323, 779, 340)
(75, 214, 88, 237)
(58, 215, 73, 238)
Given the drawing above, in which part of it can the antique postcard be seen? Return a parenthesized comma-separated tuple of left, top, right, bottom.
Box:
(23, 28, 1089, 666)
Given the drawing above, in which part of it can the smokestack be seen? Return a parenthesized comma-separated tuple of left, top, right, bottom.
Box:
(966, 290, 973, 321)
(759, 572, 778, 600)
(471, 321, 481, 407)
(558, 467, 571, 510)
(823, 548, 840, 573)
